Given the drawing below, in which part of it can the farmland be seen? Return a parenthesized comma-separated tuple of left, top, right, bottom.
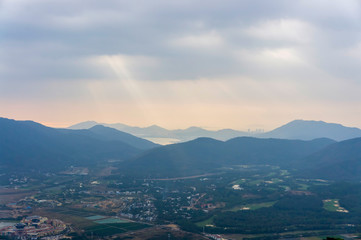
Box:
(2, 164, 361, 239)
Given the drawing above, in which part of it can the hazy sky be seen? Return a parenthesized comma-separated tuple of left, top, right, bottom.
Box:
(1, 0, 361, 130)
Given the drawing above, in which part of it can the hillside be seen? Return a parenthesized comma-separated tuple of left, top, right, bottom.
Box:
(118, 137, 335, 178)
(76, 125, 158, 150)
(0, 118, 143, 171)
(296, 137, 361, 180)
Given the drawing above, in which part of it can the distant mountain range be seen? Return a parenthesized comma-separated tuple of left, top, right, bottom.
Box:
(3, 117, 361, 181)
(69, 121, 248, 144)
(68, 120, 361, 143)
(261, 120, 361, 141)
(0, 118, 158, 171)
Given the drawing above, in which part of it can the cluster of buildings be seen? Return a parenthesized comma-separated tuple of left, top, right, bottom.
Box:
(119, 198, 157, 222)
(0, 216, 67, 239)
(72, 189, 158, 222)
(8, 197, 62, 209)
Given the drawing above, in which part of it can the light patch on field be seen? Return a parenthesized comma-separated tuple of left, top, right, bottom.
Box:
(323, 199, 349, 213)
(229, 201, 277, 212)
(232, 185, 243, 190)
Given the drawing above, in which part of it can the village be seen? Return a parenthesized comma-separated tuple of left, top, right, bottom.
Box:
(0, 165, 359, 239)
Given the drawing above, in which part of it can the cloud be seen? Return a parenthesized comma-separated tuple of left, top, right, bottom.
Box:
(170, 30, 224, 49)
(1, 0, 359, 82)
(244, 19, 315, 44)
(1, 0, 361, 129)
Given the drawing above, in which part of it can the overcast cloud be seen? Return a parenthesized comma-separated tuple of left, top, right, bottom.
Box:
(1, 0, 361, 129)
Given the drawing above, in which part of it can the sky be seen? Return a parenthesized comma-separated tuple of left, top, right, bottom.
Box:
(1, 0, 361, 131)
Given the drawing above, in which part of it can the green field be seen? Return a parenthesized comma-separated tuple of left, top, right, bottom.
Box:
(248, 179, 264, 186)
(42, 208, 149, 236)
(228, 201, 276, 212)
(84, 224, 127, 236)
(266, 172, 277, 177)
(86, 215, 106, 220)
(269, 178, 283, 184)
(280, 185, 291, 191)
(84, 222, 150, 236)
(95, 218, 129, 224)
(232, 179, 246, 185)
(297, 183, 309, 190)
(323, 199, 348, 213)
(195, 216, 214, 227)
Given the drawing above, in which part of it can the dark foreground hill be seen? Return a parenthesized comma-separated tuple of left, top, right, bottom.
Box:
(0, 118, 153, 171)
(296, 137, 361, 180)
(118, 137, 335, 178)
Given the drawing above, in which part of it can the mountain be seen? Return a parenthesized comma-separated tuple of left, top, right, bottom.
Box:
(260, 120, 361, 141)
(69, 119, 361, 144)
(296, 137, 361, 180)
(173, 127, 248, 141)
(0, 118, 146, 171)
(6, 117, 361, 180)
(68, 121, 249, 143)
(67, 120, 99, 129)
(82, 125, 158, 150)
(118, 137, 335, 178)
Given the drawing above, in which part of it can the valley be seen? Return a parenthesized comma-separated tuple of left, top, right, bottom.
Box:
(2, 164, 361, 239)
(3, 1, 361, 239)
(2, 118, 361, 239)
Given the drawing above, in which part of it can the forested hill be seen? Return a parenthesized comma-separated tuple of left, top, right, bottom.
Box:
(118, 137, 335, 178)
(296, 137, 361, 180)
(0, 118, 150, 171)
(65, 124, 159, 150)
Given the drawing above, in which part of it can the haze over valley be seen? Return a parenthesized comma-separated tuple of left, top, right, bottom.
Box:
(2, 117, 361, 239)
(2, 0, 361, 239)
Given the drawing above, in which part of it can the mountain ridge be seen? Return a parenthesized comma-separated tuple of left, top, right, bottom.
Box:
(295, 137, 361, 180)
(117, 136, 336, 178)
(261, 119, 361, 141)
(3, 117, 361, 181)
(0, 117, 157, 171)
(68, 119, 361, 143)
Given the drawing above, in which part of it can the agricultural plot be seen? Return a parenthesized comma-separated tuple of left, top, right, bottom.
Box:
(85, 215, 106, 220)
(232, 178, 246, 185)
(323, 199, 349, 213)
(265, 178, 283, 184)
(228, 201, 277, 212)
(195, 216, 214, 227)
(297, 183, 309, 190)
(38, 208, 149, 237)
(95, 218, 129, 224)
(84, 222, 149, 236)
